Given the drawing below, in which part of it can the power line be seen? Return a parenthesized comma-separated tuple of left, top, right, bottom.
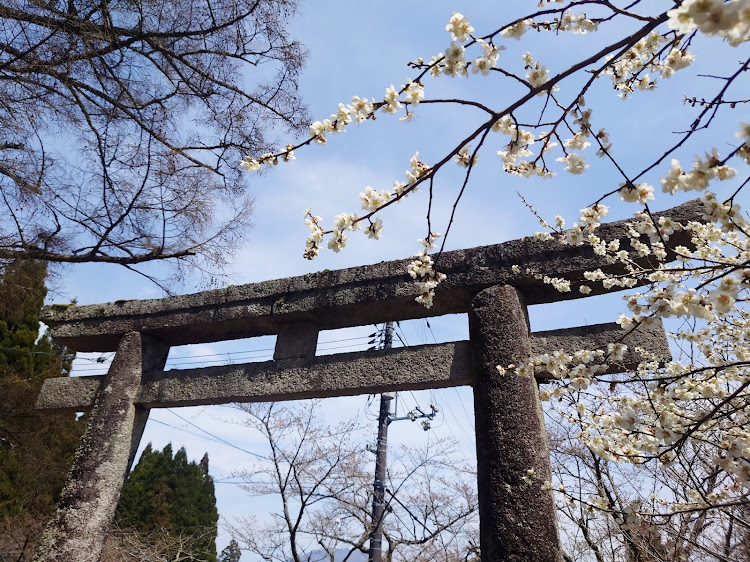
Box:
(0, 345, 74, 359)
(394, 322, 410, 347)
(149, 418, 235, 448)
(69, 338, 377, 375)
(164, 409, 266, 460)
(164, 335, 371, 361)
(168, 348, 275, 360)
(0, 345, 114, 363)
(452, 387, 476, 431)
(414, 318, 475, 458)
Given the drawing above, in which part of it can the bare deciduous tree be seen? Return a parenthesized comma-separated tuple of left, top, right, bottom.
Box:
(0, 0, 308, 286)
(225, 401, 478, 562)
(101, 524, 218, 562)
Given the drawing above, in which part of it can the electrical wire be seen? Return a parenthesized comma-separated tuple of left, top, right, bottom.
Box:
(0, 345, 114, 363)
(0, 345, 74, 359)
(164, 409, 266, 460)
(69, 336, 376, 375)
(149, 418, 234, 448)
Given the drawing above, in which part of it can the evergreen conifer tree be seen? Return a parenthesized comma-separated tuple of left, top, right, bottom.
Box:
(0, 260, 84, 559)
(116, 443, 219, 562)
(218, 539, 241, 562)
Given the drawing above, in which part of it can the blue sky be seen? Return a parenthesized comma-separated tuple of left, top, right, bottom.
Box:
(48, 1, 749, 557)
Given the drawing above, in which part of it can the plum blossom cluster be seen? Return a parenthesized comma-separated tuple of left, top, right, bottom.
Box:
(522, 52, 555, 94)
(301, 152, 439, 305)
(551, 102, 612, 176)
(661, 149, 739, 195)
(501, 8, 597, 39)
(492, 115, 554, 178)
(302, 151, 429, 258)
(557, 10, 598, 34)
(407, 233, 446, 308)
(533, 203, 750, 492)
(454, 145, 478, 168)
(303, 210, 324, 260)
(521, 120, 750, 501)
(668, 0, 750, 46)
(428, 12, 504, 78)
(530, 312, 750, 487)
(241, 145, 295, 171)
(603, 32, 671, 98)
(575, 350, 750, 486)
(445, 11, 474, 42)
(512, 345, 615, 396)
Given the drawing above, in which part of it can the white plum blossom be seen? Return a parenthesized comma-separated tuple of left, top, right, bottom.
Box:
(556, 153, 589, 175)
(736, 121, 750, 141)
(660, 159, 685, 194)
(240, 156, 261, 171)
(444, 41, 468, 77)
(491, 115, 515, 135)
(595, 128, 612, 157)
(619, 182, 655, 204)
(365, 218, 383, 240)
(446, 12, 474, 42)
(544, 276, 571, 292)
(392, 180, 408, 198)
(359, 186, 390, 211)
(309, 119, 334, 144)
(564, 132, 591, 151)
(523, 52, 553, 93)
(661, 49, 695, 78)
(407, 236, 446, 308)
(404, 80, 424, 106)
(455, 145, 478, 168)
(501, 18, 533, 40)
(335, 103, 352, 126)
(471, 39, 503, 75)
(382, 85, 402, 114)
(562, 224, 585, 246)
(303, 210, 325, 260)
(350, 95, 374, 123)
(668, 0, 750, 45)
(559, 11, 598, 34)
(578, 204, 609, 229)
(406, 151, 430, 184)
(282, 144, 296, 162)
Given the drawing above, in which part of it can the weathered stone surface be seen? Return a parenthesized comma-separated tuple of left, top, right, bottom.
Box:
(41, 200, 702, 351)
(127, 409, 149, 475)
(531, 320, 671, 380)
(273, 321, 319, 360)
(34, 333, 169, 562)
(37, 375, 103, 411)
(40, 342, 472, 411)
(470, 285, 562, 562)
(37, 321, 670, 411)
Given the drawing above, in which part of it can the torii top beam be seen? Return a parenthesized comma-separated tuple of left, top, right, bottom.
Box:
(41, 201, 701, 352)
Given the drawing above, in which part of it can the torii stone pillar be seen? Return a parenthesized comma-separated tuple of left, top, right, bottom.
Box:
(470, 285, 562, 562)
(33, 332, 169, 562)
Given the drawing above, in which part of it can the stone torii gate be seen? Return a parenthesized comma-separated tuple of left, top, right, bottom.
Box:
(34, 201, 701, 562)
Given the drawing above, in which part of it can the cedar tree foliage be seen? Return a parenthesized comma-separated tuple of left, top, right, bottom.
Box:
(116, 443, 220, 562)
(0, 259, 83, 559)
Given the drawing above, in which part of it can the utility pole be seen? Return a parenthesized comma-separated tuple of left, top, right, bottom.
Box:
(368, 322, 438, 561)
(368, 321, 393, 562)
